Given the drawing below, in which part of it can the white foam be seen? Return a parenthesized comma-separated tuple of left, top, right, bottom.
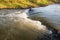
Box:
(0, 10, 49, 31)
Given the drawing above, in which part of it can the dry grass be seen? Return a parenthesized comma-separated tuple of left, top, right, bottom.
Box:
(0, 0, 54, 8)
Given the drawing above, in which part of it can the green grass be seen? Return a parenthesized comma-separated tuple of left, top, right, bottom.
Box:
(0, 0, 54, 8)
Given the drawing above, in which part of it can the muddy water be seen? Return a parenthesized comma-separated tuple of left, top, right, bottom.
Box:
(0, 9, 51, 40)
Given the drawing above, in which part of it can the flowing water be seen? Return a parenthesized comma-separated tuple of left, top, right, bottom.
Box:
(27, 4, 60, 40)
(0, 4, 60, 40)
(28, 4, 60, 31)
(0, 9, 52, 40)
